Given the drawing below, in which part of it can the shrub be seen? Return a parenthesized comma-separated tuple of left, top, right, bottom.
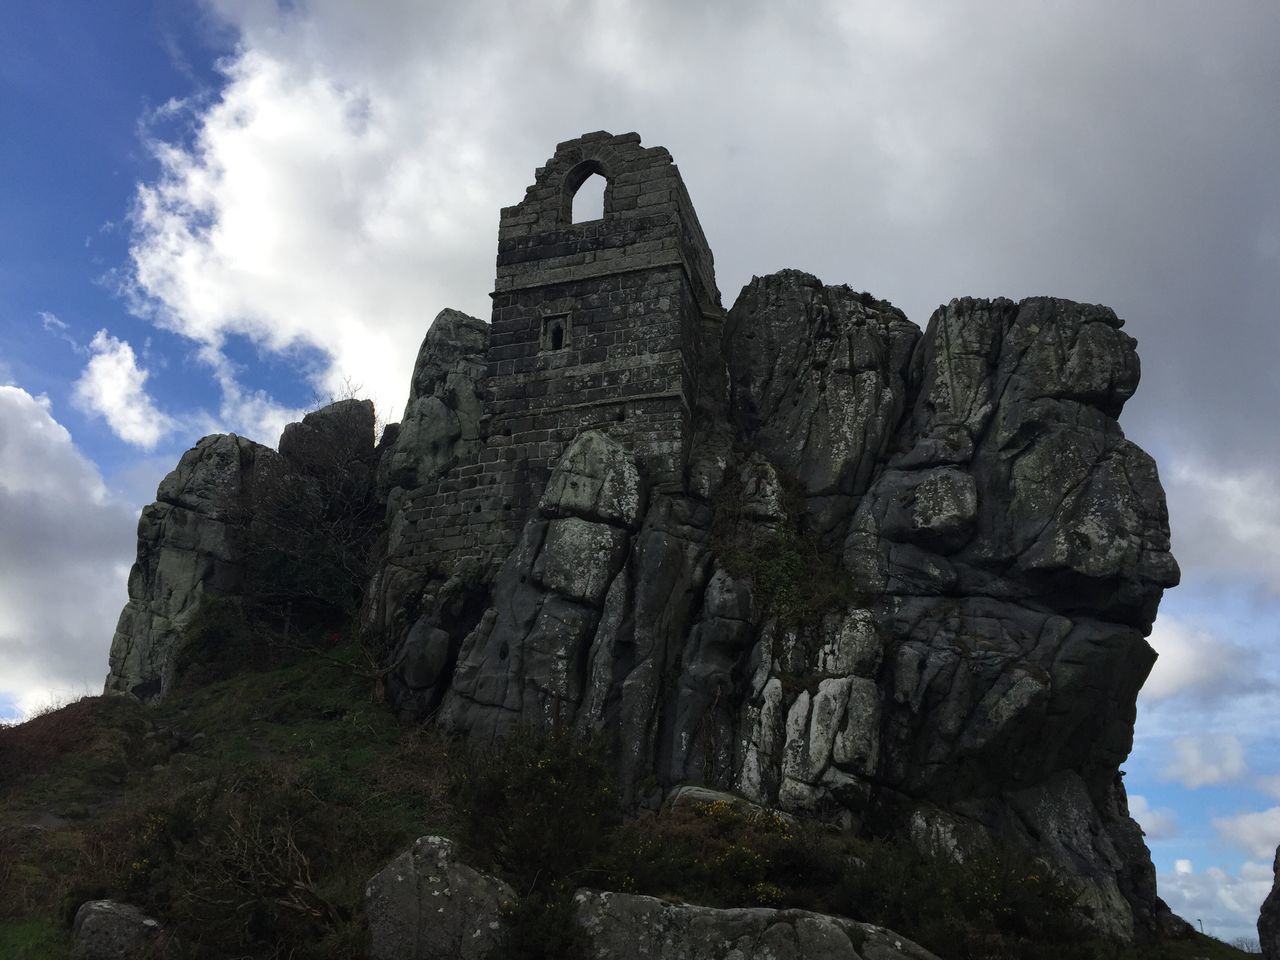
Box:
(451, 730, 618, 960)
(170, 598, 267, 691)
(598, 798, 855, 910)
(834, 838, 1104, 960)
(709, 457, 851, 624)
(452, 729, 618, 891)
(42, 643, 454, 959)
(0, 695, 142, 788)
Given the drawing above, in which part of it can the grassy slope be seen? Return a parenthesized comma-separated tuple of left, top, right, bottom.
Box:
(0, 637, 452, 958)
(0, 633, 1262, 959)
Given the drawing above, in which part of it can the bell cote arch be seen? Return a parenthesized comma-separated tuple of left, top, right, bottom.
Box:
(560, 158, 612, 224)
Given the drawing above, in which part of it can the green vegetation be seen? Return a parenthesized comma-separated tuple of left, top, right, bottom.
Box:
(0, 916, 67, 960)
(0, 601, 1262, 960)
(709, 456, 852, 624)
(452, 731, 618, 960)
(446, 738, 1262, 960)
(0, 602, 450, 959)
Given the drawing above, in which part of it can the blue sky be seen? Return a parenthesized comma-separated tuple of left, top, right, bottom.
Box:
(1, 0, 1277, 942)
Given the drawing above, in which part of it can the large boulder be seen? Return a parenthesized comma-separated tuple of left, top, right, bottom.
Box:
(724, 288, 1181, 939)
(367, 839, 937, 960)
(104, 434, 287, 700)
(724, 270, 918, 544)
(278, 398, 376, 476)
(434, 430, 644, 740)
(70, 900, 164, 960)
(104, 399, 380, 702)
(574, 890, 938, 960)
(365, 835, 514, 960)
(380, 308, 488, 492)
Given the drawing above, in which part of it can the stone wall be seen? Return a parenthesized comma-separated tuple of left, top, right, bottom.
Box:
(387, 131, 722, 577)
(488, 130, 720, 496)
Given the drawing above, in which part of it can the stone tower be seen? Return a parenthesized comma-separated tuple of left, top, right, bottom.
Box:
(371, 132, 724, 578)
(485, 131, 721, 499)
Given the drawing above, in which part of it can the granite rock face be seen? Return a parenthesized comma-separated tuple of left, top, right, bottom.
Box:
(381, 309, 488, 494)
(725, 270, 919, 545)
(104, 433, 287, 700)
(109, 133, 1186, 944)
(368, 277, 1181, 941)
(105, 400, 379, 700)
(1261, 846, 1280, 960)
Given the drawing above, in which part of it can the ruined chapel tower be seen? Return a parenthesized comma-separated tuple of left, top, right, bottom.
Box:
(485, 130, 722, 499)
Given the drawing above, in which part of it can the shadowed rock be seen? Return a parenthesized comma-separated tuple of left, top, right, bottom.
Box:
(1262, 846, 1280, 960)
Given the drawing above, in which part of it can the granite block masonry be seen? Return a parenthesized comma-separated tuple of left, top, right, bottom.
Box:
(386, 131, 724, 579)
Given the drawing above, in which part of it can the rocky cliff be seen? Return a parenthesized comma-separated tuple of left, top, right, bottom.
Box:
(105, 131, 1185, 945)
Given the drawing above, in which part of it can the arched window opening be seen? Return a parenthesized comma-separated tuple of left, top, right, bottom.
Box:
(572, 173, 606, 223)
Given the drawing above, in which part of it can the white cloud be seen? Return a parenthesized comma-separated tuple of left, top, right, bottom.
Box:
(1142, 615, 1264, 705)
(1161, 735, 1249, 789)
(73, 330, 176, 448)
(198, 344, 304, 449)
(1165, 460, 1280, 593)
(1257, 776, 1280, 801)
(1214, 807, 1280, 860)
(0, 386, 136, 716)
(127, 33, 494, 423)
(1129, 794, 1179, 839)
(1159, 859, 1274, 944)
(119, 0, 1279, 457)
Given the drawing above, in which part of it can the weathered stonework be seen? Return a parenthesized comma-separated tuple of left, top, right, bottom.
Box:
(380, 132, 722, 593)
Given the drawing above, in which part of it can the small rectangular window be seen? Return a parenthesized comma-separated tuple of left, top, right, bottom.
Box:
(540, 313, 571, 351)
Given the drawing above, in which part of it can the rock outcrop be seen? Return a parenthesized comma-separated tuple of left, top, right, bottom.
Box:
(1262, 846, 1280, 960)
(366, 836, 938, 960)
(109, 132, 1185, 944)
(105, 400, 379, 700)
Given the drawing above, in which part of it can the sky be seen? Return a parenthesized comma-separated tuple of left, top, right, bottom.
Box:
(1, 0, 1277, 943)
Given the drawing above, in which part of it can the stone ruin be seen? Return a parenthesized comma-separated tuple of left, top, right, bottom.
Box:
(106, 131, 1187, 943)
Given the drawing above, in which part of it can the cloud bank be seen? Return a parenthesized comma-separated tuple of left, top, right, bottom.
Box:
(1159, 859, 1273, 943)
(1161, 735, 1249, 790)
(123, 1, 1280, 473)
(0, 386, 136, 716)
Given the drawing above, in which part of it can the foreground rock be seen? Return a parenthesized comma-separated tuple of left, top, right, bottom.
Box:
(367, 837, 936, 960)
(366, 836, 514, 960)
(575, 889, 940, 960)
(71, 900, 164, 960)
(1262, 845, 1280, 960)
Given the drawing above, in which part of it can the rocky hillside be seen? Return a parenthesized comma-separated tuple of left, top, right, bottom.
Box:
(94, 132, 1193, 954)
(104, 274, 1183, 944)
